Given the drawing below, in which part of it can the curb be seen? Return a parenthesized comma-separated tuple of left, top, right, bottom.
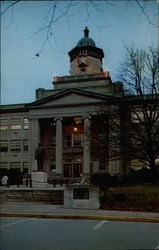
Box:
(1, 213, 159, 223)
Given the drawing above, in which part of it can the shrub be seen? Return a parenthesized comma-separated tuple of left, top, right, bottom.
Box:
(101, 185, 159, 212)
(124, 167, 159, 184)
(91, 173, 120, 188)
(7, 169, 22, 185)
(112, 193, 127, 202)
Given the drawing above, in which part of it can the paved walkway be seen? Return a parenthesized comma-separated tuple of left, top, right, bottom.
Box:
(1, 201, 159, 223)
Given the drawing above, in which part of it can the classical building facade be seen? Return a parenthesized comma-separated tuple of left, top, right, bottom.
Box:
(0, 27, 133, 180)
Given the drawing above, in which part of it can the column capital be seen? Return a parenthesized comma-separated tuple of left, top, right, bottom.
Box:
(82, 115, 91, 120)
(54, 117, 63, 122)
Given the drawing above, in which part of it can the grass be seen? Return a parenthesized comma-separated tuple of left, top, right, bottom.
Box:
(102, 184, 159, 212)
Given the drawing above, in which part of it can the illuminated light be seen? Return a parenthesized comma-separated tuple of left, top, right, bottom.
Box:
(53, 76, 58, 82)
(103, 71, 109, 77)
(155, 159, 159, 166)
(73, 127, 78, 132)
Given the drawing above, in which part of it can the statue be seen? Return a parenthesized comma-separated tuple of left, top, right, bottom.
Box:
(35, 143, 45, 171)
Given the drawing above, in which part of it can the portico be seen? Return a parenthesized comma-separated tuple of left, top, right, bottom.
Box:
(29, 114, 92, 179)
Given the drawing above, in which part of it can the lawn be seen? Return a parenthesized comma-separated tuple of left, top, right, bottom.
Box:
(101, 184, 159, 212)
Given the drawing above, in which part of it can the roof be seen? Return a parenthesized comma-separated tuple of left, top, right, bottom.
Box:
(25, 88, 121, 108)
(76, 27, 96, 47)
(0, 103, 28, 113)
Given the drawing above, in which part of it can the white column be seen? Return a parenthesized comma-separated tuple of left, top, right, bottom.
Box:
(29, 119, 40, 172)
(55, 118, 63, 176)
(83, 116, 91, 176)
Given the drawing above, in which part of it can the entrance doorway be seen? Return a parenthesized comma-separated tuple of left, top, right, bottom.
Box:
(64, 163, 82, 177)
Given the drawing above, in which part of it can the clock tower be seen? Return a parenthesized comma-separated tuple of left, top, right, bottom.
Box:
(68, 27, 104, 75)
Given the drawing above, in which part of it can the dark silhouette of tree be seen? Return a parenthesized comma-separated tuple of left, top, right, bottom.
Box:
(119, 46, 159, 179)
(92, 46, 159, 181)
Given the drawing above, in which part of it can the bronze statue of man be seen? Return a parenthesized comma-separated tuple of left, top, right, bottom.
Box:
(35, 143, 45, 171)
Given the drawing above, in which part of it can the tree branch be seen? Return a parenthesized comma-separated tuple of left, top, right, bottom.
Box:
(135, 0, 159, 28)
(1, 0, 21, 16)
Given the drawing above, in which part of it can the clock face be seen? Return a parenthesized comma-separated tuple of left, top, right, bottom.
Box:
(77, 55, 89, 66)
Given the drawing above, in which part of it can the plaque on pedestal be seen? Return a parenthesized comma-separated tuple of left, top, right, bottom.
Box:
(64, 179, 100, 209)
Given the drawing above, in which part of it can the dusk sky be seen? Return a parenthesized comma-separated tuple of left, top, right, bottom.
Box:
(1, 1, 158, 105)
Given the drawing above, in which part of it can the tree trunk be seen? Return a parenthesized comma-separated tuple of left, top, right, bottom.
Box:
(149, 159, 158, 183)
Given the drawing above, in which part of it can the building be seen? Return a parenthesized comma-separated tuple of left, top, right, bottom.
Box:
(1, 27, 158, 181)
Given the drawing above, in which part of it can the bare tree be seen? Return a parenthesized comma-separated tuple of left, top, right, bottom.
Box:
(90, 114, 109, 170)
(91, 46, 159, 181)
(119, 46, 159, 179)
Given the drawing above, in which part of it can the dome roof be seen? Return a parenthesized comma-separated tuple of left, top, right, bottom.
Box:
(76, 27, 96, 47)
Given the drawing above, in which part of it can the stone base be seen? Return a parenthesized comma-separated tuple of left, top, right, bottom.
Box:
(64, 184, 100, 209)
(31, 171, 48, 188)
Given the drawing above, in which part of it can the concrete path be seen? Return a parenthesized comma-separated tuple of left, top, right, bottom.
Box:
(1, 201, 159, 223)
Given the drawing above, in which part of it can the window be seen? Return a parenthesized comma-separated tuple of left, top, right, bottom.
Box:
(64, 163, 82, 177)
(0, 141, 8, 152)
(51, 136, 56, 147)
(10, 162, 21, 172)
(50, 160, 56, 172)
(23, 162, 29, 173)
(10, 140, 21, 152)
(74, 134, 82, 147)
(131, 159, 144, 170)
(64, 135, 72, 147)
(0, 162, 8, 169)
(64, 134, 82, 147)
(131, 112, 143, 123)
(0, 119, 8, 130)
(23, 118, 29, 129)
(99, 159, 107, 171)
(23, 139, 29, 151)
(10, 119, 21, 130)
(98, 133, 107, 141)
(64, 157, 82, 177)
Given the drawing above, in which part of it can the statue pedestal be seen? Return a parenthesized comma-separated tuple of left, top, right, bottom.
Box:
(64, 183, 100, 209)
(31, 171, 48, 188)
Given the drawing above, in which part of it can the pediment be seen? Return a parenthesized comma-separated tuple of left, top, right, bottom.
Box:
(27, 89, 107, 108)
(39, 93, 103, 106)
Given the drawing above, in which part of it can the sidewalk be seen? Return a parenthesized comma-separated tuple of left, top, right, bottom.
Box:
(1, 201, 159, 223)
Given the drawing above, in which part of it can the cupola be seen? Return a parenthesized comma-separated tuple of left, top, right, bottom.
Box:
(76, 27, 96, 47)
(68, 27, 104, 75)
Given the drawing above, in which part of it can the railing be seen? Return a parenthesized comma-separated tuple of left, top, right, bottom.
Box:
(53, 71, 109, 83)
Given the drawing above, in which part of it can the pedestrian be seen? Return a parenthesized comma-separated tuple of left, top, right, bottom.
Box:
(1, 175, 8, 186)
